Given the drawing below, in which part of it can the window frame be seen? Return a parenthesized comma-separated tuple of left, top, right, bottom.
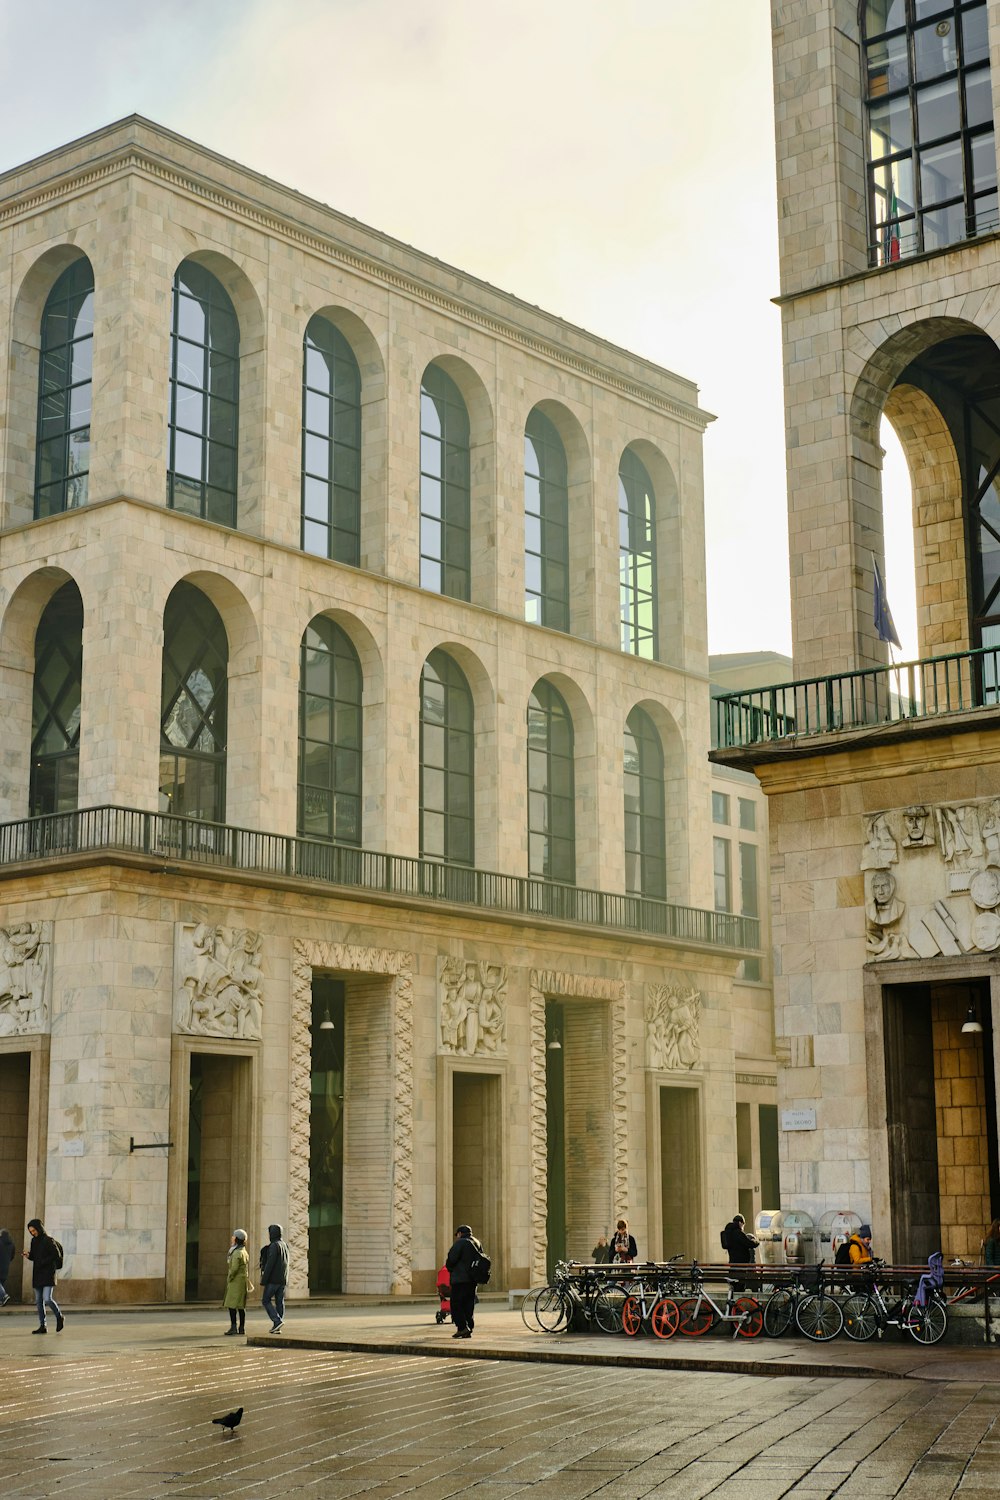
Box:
(159, 582, 229, 823)
(419, 365, 471, 600)
(623, 706, 667, 900)
(297, 616, 363, 846)
(419, 649, 475, 866)
(34, 260, 94, 519)
(524, 408, 570, 632)
(618, 448, 659, 659)
(167, 261, 240, 527)
(527, 679, 576, 883)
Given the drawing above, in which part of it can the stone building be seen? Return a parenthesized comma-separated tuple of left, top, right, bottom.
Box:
(713, 1, 1000, 1262)
(0, 118, 764, 1302)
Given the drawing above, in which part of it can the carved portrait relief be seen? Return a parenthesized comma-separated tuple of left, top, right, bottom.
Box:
(0, 923, 50, 1035)
(438, 956, 507, 1055)
(174, 923, 264, 1039)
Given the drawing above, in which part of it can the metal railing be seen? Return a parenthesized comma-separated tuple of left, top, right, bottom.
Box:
(713, 645, 1000, 750)
(0, 804, 759, 952)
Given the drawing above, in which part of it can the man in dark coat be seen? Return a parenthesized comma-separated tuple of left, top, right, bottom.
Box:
(260, 1224, 288, 1334)
(445, 1224, 482, 1339)
(23, 1219, 64, 1333)
(723, 1214, 758, 1265)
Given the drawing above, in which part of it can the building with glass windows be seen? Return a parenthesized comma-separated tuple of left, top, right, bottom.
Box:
(712, 1, 1000, 1263)
(0, 118, 768, 1303)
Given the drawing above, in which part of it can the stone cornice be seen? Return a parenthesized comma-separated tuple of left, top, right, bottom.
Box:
(0, 137, 713, 434)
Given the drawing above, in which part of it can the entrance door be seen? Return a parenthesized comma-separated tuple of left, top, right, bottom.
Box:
(452, 1072, 501, 1272)
(309, 977, 345, 1293)
(185, 1053, 253, 1300)
(660, 1086, 701, 1259)
(883, 984, 939, 1263)
(545, 1001, 613, 1273)
(0, 1052, 30, 1301)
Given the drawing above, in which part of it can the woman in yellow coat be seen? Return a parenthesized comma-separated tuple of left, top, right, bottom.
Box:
(223, 1229, 252, 1336)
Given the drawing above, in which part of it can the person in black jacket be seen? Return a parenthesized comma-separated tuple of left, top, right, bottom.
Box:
(723, 1214, 758, 1265)
(259, 1224, 288, 1334)
(609, 1219, 638, 1263)
(445, 1224, 482, 1339)
(0, 1228, 15, 1306)
(23, 1219, 64, 1334)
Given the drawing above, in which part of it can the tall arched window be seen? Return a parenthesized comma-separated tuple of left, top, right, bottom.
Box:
(527, 679, 575, 882)
(167, 261, 239, 526)
(298, 617, 363, 845)
(618, 448, 658, 659)
(35, 260, 94, 518)
(524, 409, 569, 631)
(420, 649, 474, 864)
(30, 582, 83, 816)
(302, 316, 362, 565)
(420, 365, 470, 599)
(159, 582, 228, 821)
(624, 707, 666, 900)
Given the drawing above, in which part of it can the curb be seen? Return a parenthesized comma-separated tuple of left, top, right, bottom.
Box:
(244, 1334, 906, 1381)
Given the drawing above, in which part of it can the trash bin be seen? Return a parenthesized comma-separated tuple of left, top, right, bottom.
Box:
(817, 1210, 861, 1265)
(755, 1209, 785, 1267)
(781, 1209, 816, 1265)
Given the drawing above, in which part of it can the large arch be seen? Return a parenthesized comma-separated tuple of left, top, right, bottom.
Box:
(624, 696, 689, 904)
(0, 566, 81, 821)
(524, 399, 593, 640)
(619, 439, 681, 668)
(421, 354, 495, 607)
(419, 639, 496, 869)
(6, 248, 95, 529)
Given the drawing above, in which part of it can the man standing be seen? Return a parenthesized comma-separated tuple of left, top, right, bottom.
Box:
(723, 1214, 758, 1265)
(445, 1224, 481, 1340)
(260, 1224, 288, 1334)
(23, 1219, 64, 1334)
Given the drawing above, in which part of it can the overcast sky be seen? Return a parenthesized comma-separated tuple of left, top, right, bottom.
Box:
(0, 0, 922, 661)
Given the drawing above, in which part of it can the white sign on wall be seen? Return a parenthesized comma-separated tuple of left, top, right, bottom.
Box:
(780, 1108, 817, 1132)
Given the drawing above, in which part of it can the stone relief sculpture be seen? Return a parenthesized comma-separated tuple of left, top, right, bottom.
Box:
(0, 923, 49, 1035)
(645, 981, 702, 1070)
(175, 923, 264, 1038)
(862, 796, 1000, 959)
(438, 957, 507, 1055)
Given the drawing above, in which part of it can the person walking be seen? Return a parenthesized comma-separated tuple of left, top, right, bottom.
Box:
(223, 1229, 251, 1336)
(0, 1228, 15, 1306)
(982, 1218, 999, 1266)
(609, 1219, 637, 1264)
(259, 1224, 288, 1334)
(445, 1224, 482, 1339)
(23, 1219, 63, 1334)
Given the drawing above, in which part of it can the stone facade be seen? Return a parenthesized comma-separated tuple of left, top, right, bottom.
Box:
(0, 119, 772, 1300)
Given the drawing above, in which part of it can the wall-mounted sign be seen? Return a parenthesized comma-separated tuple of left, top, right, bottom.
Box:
(780, 1108, 817, 1131)
(61, 1139, 84, 1156)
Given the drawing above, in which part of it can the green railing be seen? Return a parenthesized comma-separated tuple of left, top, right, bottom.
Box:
(713, 644, 1000, 749)
(0, 804, 759, 952)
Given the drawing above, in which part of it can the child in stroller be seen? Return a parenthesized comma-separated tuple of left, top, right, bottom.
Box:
(435, 1263, 451, 1324)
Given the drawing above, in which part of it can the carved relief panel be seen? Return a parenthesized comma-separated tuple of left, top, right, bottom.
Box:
(437, 956, 507, 1055)
(645, 978, 702, 1070)
(0, 922, 51, 1035)
(174, 923, 264, 1038)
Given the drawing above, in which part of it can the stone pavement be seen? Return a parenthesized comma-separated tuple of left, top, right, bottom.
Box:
(0, 1302, 999, 1497)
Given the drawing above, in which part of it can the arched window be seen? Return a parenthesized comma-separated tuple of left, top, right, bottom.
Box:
(167, 261, 239, 526)
(30, 582, 83, 815)
(35, 260, 93, 518)
(527, 679, 575, 882)
(618, 448, 658, 659)
(420, 650, 474, 864)
(159, 582, 228, 821)
(302, 316, 362, 565)
(298, 617, 363, 845)
(624, 707, 666, 900)
(420, 365, 470, 599)
(862, 0, 995, 265)
(524, 409, 570, 631)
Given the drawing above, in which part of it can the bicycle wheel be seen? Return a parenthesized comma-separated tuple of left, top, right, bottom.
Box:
(677, 1296, 715, 1336)
(795, 1292, 844, 1342)
(650, 1296, 680, 1339)
(621, 1294, 644, 1337)
(519, 1285, 551, 1333)
(593, 1284, 627, 1334)
(732, 1295, 764, 1338)
(903, 1298, 947, 1345)
(534, 1285, 569, 1333)
(762, 1288, 794, 1338)
(842, 1294, 880, 1341)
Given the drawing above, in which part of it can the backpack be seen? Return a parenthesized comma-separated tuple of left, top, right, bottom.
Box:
(469, 1247, 492, 1285)
(720, 1226, 729, 1251)
(52, 1238, 64, 1271)
(834, 1240, 852, 1267)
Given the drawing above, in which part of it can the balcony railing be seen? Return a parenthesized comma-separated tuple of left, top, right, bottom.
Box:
(713, 644, 1000, 750)
(0, 804, 759, 953)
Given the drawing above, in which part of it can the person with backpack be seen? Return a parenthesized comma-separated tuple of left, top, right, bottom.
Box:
(445, 1224, 486, 1339)
(23, 1219, 64, 1334)
(722, 1214, 758, 1265)
(846, 1225, 873, 1265)
(259, 1224, 288, 1334)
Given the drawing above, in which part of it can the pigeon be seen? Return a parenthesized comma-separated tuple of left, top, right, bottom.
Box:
(212, 1407, 244, 1435)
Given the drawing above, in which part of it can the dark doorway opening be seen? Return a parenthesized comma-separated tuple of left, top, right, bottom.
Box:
(185, 1052, 252, 1300)
(0, 1052, 30, 1302)
(309, 976, 345, 1294)
(660, 1086, 701, 1259)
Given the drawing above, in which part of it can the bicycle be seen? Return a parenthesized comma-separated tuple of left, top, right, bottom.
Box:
(841, 1261, 946, 1345)
(620, 1257, 688, 1337)
(673, 1263, 764, 1339)
(763, 1261, 844, 1342)
(520, 1263, 631, 1335)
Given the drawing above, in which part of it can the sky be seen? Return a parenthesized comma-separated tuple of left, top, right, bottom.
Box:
(0, 0, 919, 661)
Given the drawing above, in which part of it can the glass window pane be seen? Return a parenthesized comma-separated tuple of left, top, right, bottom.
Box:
(174, 383, 204, 433)
(176, 291, 207, 343)
(913, 19, 958, 82)
(963, 8, 989, 68)
(866, 31, 909, 96)
(920, 138, 964, 204)
(972, 132, 997, 194)
(866, 1, 906, 35)
(916, 78, 961, 140)
(420, 434, 441, 477)
(305, 389, 329, 434)
(870, 93, 913, 156)
(303, 519, 329, 557)
(173, 431, 202, 480)
(923, 198, 966, 246)
(966, 68, 993, 127)
(303, 476, 328, 522)
(738, 797, 757, 831)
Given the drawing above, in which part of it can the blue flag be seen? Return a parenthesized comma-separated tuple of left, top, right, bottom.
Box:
(872, 553, 901, 649)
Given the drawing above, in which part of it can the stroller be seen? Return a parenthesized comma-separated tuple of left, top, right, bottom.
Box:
(435, 1264, 451, 1324)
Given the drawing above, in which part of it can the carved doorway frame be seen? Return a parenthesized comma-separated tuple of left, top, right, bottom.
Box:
(437, 1055, 507, 1286)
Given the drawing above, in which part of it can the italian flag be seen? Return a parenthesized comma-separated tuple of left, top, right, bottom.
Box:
(883, 183, 901, 264)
